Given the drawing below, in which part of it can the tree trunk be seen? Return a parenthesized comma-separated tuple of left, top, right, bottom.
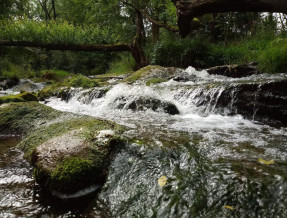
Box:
(152, 23, 160, 44)
(51, 0, 56, 20)
(174, 0, 287, 37)
(0, 40, 149, 70)
(131, 11, 147, 69)
(0, 41, 131, 52)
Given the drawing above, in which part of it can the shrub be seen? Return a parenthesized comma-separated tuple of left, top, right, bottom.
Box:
(106, 53, 136, 75)
(151, 35, 212, 68)
(41, 70, 70, 81)
(258, 38, 287, 73)
(67, 75, 98, 88)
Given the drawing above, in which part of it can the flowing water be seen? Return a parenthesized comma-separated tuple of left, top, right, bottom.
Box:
(1, 67, 287, 217)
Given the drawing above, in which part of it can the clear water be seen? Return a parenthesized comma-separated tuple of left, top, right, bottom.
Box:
(1, 67, 287, 217)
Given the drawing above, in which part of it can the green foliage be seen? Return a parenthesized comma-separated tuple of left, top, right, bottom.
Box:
(40, 69, 70, 81)
(106, 53, 136, 75)
(258, 38, 287, 73)
(67, 75, 98, 88)
(1, 62, 37, 78)
(0, 18, 114, 44)
(151, 32, 211, 68)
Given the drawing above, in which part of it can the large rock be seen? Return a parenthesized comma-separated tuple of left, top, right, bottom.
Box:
(0, 77, 19, 90)
(0, 102, 126, 197)
(123, 65, 182, 84)
(216, 80, 287, 126)
(207, 62, 259, 78)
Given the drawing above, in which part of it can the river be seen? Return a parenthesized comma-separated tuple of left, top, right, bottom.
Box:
(1, 67, 287, 217)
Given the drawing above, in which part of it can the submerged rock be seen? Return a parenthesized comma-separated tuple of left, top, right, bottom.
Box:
(116, 96, 180, 115)
(0, 102, 126, 196)
(11, 79, 45, 92)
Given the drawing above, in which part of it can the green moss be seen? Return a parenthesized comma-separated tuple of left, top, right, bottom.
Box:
(146, 78, 167, 86)
(50, 157, 98, 193)
(123, 65, 161, 83)
(0, 92, 38, 105)
(19, 117, 124, 161)
(0, 101, 126, 195)
(0, 102, 61, 135)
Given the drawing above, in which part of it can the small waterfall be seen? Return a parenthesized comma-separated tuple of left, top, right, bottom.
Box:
(46, 66, 287, 127)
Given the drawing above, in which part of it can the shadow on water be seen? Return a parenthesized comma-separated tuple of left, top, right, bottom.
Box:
(0, 136, 106, 217)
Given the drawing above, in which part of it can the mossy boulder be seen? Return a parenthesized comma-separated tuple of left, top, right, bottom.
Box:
(0, 92, 38, 105)
(28, 127, 125, 196)
(0, 102, 64, 135)
(0, 102, 126, 196)
(123, 65, 182, 84)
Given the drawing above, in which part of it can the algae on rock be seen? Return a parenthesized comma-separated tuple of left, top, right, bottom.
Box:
(0, 102, 127, 196)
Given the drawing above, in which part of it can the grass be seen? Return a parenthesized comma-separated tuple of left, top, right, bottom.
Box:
(105, 53, 136, 76)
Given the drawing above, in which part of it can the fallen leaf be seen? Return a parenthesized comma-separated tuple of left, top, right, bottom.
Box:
(158, 176, 167, 187)
(223, 205, 234, 211)
(258, 158, 275, 165)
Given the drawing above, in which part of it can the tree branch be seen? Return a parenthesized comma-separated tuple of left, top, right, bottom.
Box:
(120, 0, 179, 32)
(0, 40, 132, 52)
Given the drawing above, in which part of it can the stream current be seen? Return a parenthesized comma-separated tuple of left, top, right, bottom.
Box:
(1, 67, 287, 217)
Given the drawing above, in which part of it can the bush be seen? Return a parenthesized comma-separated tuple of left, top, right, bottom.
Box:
(41, 70, 70, 81)
(258, 38, 287, 73)
(67, 75, 98, 88)
(106, 53, 136, 75)
(151, 35, 212, 68)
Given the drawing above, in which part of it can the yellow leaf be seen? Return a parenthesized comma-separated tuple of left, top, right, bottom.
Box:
(223, 205, 234, 211)
(258, 158, 275, 165)
(158, 176, 167, 187)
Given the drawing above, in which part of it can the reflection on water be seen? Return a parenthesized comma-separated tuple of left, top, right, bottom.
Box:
(0, 136, 104, 217)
